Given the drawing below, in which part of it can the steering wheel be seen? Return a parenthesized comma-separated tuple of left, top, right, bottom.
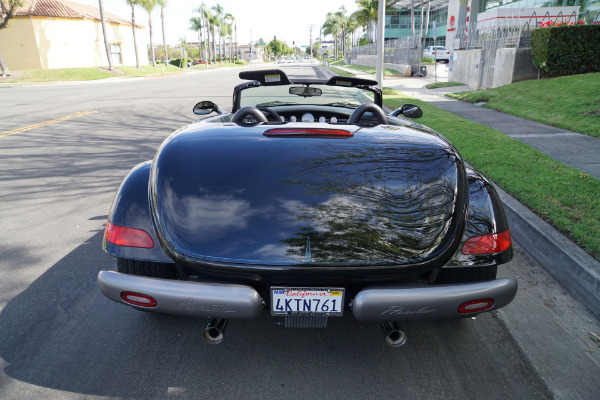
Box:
(348, 103, 389, 126)
(258, 107, 283, 124)
(231, 106, 269, 125)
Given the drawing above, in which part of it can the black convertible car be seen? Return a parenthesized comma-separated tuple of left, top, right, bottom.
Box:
(98, 69, 516, 346)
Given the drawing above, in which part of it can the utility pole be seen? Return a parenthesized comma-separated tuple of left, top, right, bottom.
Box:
(307, 24, 316, 58)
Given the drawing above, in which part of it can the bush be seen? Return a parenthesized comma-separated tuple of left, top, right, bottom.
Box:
(235, 60, 247, 65)
(169, 58, 187, 68)
(531, 23, 600, 77)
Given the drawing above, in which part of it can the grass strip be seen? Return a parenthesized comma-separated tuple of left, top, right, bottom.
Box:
(10, 67, 113, 82)
(5, 65, 186, 83)
(326, 67, 355, 77)
(343, 64, 401, 76)
(447, 72, 600, 138)
(426, 82, 466, 89)
(383, 88, 600, 261)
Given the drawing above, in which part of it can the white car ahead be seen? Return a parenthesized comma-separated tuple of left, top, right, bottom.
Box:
(424, 46, 450, 63)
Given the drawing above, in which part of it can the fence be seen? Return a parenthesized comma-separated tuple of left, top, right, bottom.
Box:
(347, 10, 599, 89)
(349, 36, 422, 66)
(454, 10, 590, 89)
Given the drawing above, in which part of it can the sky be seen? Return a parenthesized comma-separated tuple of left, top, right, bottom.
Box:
(78, 0, 359, 47)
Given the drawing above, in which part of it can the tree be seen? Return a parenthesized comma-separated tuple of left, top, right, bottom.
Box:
(189, 16, 203, 61)
(322, 11, 342, 59)
(267, 39, 283, 57)
(335, 6, 351, 59)
(212, 4, 224, 62)
(197, 3, 211, 63)
(139, 0, 157, 67)
(177, 36, 188, 61)
(156, 0, 168, 64)
(352, 0, 377, 43)
(206, 10, 218, 63)
(223, 21, 232, 63)
(352, 0, 401, 44)
(98, 0, 113, 70)
(0, 0, 24, 76)
(224, 13, 234, 63)
(125, 0, 141, 68)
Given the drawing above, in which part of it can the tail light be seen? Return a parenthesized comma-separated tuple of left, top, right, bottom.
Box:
(461, 230, 511, 255)
(104, 221, 154, 248)
(121, 291, 157, 307)
(263, 128, 353, 138)
(458, 299, 494, 313)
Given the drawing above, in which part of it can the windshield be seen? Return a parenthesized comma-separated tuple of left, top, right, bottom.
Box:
(239, 84, 375, 109)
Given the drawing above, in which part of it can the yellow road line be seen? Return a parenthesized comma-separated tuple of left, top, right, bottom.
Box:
(0, 111, 98, 138)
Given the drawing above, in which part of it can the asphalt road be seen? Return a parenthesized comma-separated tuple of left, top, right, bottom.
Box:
(1, 65, 599, 400)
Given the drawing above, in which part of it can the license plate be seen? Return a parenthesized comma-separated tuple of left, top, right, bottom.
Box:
(271, 287, 345, 317)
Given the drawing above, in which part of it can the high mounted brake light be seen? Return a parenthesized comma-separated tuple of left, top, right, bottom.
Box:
(263, 128, 353, 138)
(104, 221, 154, 248)
(461, 230, 511, 255)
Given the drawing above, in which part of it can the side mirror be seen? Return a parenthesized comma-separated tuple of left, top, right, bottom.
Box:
(390, 104, 423, 119)
(193, 101, 224, 115)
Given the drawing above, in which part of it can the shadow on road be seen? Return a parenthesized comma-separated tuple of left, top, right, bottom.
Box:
(0, 230, 553, 400)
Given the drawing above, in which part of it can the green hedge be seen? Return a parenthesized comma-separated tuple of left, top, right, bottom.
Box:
(532, 24, 600, 77)
(169, 57, 187, 68)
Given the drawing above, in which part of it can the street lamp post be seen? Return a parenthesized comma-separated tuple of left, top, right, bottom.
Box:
(376, 0, 385, 88)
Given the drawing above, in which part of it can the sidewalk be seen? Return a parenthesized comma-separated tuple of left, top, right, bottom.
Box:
(326, 66, 600, 320)
(387, 76, 600, 182)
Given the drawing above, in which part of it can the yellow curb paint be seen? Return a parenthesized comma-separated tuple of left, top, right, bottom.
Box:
(0, 111, 97, 138)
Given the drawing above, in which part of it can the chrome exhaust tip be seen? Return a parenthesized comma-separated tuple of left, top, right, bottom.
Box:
(203, 318, 229, 345)
(381, 321, 407, 347)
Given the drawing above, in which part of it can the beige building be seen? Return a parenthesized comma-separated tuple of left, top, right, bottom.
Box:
(238, 44, 264, 63)
(0, 0, 148, 70)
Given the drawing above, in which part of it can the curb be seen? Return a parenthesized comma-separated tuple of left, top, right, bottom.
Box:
(496, 186, 600, 320)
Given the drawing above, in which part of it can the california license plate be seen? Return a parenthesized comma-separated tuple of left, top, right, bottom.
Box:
(271, 287, 345, 317)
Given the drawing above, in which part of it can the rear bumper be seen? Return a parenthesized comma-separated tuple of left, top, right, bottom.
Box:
(98, 271, 517, 321)
(352, 279, 518, 321)
(98, 271, 263, 319)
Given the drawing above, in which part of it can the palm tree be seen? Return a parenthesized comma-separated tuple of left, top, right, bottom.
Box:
(322, 11, 342, 60)
(212, 4, 224, 63)
(139, 0, 157, 67)
(352, 0, 377, 43)
(223, 23, 233, 63)
(207, 12, 218, 63)
(352, 0, 400, 44)
(335, 7, 351, 59)
(98, 0, 113, 70)
(178, 37, 188, 61)
(189, 17, 204, 62)
(197, 3, 211, 63)
(156, 0, 168, 65)
(224, 13, 234, 63)
(125, 0, 141, 68)
(347, 17, 359, 49)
